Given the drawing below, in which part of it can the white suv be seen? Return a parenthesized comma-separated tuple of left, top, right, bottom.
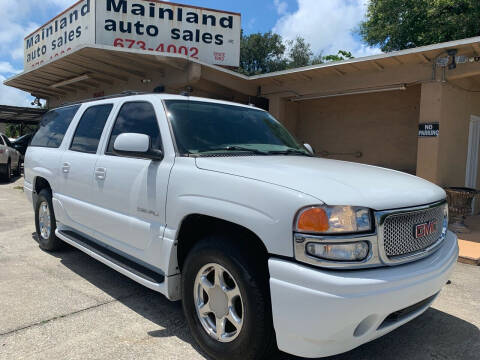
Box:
(24, 93, 458, 359)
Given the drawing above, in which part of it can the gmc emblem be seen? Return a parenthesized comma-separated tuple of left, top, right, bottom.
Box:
(414, 220, 438, 239)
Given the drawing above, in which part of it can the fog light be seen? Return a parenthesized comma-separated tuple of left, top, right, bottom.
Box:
(306, 242, 369, 261)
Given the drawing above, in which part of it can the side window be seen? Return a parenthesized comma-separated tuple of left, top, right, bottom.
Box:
(70, 104, 113, 154)
(3, 136, 13, 147)
(30, 105, 80, 148)
(0, 136, 5, 146)
(106, 102, 161, 155)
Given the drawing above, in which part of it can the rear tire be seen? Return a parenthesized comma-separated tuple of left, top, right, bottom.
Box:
(34, 189, 62, 251)
(182, 236, 275, 360)
(2, 161, 11, 182)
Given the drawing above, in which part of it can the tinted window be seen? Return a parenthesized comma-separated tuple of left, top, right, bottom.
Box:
(30, 105, 80, 148)
(70, 104, 113, 154)
(164, 100, 306, 155)
(106, 102, 161, 155)
(0, 136, 6, 146)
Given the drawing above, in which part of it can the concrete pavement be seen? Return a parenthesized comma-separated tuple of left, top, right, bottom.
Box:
(0, 177, 479, 360)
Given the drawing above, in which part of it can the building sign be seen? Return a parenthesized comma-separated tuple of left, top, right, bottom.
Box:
(24, 0, 241, 70)
(418, 123, 439, 137)
(24, 0, 95, 69)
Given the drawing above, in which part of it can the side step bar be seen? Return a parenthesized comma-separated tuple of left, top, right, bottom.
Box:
(56, 229, 166, 291)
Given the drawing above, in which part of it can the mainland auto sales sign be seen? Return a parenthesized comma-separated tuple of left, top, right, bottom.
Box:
(24, 0, 241, 69)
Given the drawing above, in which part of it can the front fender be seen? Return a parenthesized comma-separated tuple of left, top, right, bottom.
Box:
(164, 158, 319, 263)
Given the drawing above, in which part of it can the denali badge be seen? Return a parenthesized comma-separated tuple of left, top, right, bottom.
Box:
(414, 220, 438, 239)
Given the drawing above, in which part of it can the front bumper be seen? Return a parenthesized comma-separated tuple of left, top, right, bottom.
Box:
(269, 230, 458, 358)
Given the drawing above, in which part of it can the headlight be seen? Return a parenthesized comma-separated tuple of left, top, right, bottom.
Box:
(295, 205, 372, 234)
(306, 241, 369, 261)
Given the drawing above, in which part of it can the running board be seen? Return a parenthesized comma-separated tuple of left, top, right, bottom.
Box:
(56, 229, 166, 291)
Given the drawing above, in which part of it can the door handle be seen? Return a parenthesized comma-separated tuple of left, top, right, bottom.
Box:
(95, 167, 107, 180)
(62, 162, 71, 174)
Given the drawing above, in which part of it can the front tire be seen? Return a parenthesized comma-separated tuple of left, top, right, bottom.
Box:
(34, 189, 62, 251)
(182, 236, 275, 360)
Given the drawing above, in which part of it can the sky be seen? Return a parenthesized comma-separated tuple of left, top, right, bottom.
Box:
(0, 0, 380, 107)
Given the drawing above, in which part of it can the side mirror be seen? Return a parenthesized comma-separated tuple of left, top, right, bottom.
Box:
(113, 133, 163, 161)
(304, 143, 315, 155)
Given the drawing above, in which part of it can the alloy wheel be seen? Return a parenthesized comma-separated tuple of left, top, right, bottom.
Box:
(38, 201, 51, 240)
(193, 263, 244, 343)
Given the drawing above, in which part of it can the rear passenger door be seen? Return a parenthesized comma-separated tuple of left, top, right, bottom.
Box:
(57, 104, 113, 230)
(88, 101, 172, 263)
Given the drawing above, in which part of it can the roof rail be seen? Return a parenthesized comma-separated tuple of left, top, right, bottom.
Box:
(59, 91, 147, 107)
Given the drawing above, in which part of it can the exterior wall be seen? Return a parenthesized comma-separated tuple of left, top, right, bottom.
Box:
(268, 96, 299, 135)
(416, 82, 442, 183)
(293, 85, 421, 173)
(417, 82, 480, 187)
(0, 124, 6, 134)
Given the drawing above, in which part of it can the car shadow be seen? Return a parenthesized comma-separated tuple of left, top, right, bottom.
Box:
(39, 236, 479, 360)
(0, 174, 22, 185)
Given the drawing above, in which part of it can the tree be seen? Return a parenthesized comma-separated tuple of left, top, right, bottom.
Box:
(237, 32, 355, 75)
(238, 31, 287, 75)
(322, 50, 354, 62)
(5, 124, 20, 138)
(287, 37, 313, 68)
(360, 0, 480, 52)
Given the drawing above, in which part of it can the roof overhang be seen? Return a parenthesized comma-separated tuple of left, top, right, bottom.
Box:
(5, 36, 480, 101)
(4, 44, 252, 101)
(0, 105, 47, 125)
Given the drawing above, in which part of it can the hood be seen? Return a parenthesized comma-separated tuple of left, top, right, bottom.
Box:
(195, 156, 445, 210)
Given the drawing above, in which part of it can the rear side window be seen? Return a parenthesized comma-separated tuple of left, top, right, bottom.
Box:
(30, 105, 80, 148)
(70, 104, 113, 154)
(0, 136, 5, 145)
(106, 102, 161, 155)
(3, 136, 13, 147)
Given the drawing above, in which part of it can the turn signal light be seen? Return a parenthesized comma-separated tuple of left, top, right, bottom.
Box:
(297, 207, 329, 233)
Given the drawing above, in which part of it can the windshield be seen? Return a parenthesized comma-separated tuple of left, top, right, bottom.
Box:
(164, 100, 309, 156)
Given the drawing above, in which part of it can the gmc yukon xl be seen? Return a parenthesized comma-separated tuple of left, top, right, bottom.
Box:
(24, 93, 458, 359)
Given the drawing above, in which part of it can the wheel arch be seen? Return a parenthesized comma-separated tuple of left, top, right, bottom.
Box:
(34, 176, 52, 194)
(176, 214, 270, 274)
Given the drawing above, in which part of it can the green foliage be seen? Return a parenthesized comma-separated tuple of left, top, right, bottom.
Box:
(5, 124, 20, 138)
(238, 31, 287, 76)
(287, 37, 313, 68)
(360, 0, 480, 52)
(322, 50, 354, 62)
(237, 32, 354, 75)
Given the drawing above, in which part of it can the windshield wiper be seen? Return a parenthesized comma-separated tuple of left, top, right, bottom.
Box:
(267, 148, 313, 156)
(200, 146, 269, 155)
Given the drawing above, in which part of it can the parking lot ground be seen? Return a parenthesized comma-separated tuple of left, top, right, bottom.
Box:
(0, 177, 479, 360)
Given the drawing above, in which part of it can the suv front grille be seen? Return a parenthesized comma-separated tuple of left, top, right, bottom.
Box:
(382, 205, 445, 258)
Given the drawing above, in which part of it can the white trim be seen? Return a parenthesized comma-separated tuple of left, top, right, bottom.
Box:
(290, 84, 407, 102)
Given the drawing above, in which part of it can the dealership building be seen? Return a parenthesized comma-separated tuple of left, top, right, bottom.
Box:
(5, 0, 480, 193)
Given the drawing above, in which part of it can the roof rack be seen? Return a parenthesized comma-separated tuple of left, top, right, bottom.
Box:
(59, 91, 147, 107)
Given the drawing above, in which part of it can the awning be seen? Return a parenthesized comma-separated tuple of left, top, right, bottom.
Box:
(0, 105, 47, 125)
